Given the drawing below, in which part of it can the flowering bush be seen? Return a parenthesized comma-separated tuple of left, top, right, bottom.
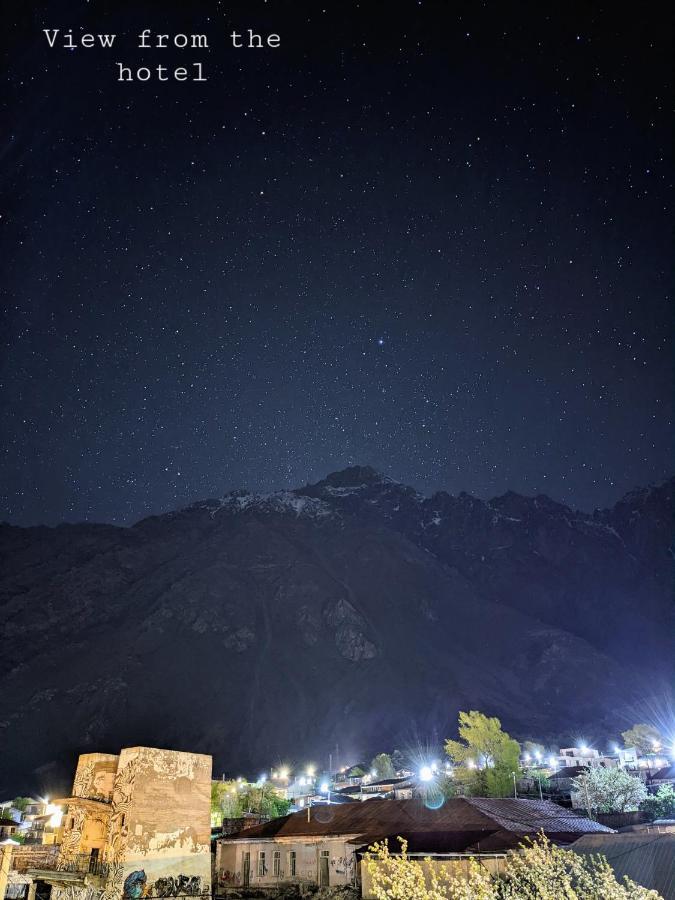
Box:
(362, 834, 662, 900)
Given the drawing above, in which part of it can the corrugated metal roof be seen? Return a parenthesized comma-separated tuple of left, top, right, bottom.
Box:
(218, 797, 613, 843)
(572, 833, 675, 899)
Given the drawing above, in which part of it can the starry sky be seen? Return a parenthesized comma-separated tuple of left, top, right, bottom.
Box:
(2, 0, 672, 526)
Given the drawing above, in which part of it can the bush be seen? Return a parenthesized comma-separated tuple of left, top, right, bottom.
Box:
(362, 833, 663, 899)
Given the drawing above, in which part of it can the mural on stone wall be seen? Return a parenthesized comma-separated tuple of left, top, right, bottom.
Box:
(51, 748, 210, 900)
(101, 753, 139, 900)
(56, 806, 87, 868)
(72, 756, 118, 802)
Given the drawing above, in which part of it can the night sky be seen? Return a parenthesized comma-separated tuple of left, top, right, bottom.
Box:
(2, 1, 672, 527)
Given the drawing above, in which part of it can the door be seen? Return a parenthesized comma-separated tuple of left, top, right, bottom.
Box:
(88, 849, 100, 874)
(319, 851, 329, 887)
(242, 852, 250, 887)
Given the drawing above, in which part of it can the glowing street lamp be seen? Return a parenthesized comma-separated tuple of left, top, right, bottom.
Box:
(419, 766, 433, 782)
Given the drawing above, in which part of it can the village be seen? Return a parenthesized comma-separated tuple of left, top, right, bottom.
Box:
(1, 715, 674, 900)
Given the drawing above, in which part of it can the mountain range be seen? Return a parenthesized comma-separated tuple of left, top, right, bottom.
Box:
(0, 466, 672, 795)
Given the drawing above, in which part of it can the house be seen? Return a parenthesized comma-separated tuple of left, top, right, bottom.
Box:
(332, 776, 415, 802)
(571, 832, 675, 899)
(0, 818, 20, 841)
(215, 796, 613, 892)
(24, 746, 212, 900)
(648, 763, 675, 789)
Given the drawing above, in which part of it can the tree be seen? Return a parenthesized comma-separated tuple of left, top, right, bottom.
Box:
(371, 753, 396, 780)
(574, 767, 647, 815)
(362, 834, 662, 899)
(522, 741, 546, 761)
(210, 780, 290, 824)
(640, 785, 675, 820)
(445, 711, 521, 798)
(621, 724, 663, 755)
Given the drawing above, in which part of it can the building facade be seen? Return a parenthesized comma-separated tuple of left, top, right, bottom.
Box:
(215, 797, 614, 893)
(27, 747, 211, 900)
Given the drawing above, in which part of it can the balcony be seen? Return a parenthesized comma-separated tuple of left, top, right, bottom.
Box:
(27, 853, 109, 885)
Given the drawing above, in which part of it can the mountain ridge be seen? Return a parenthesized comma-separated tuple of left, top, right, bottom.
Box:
(0, 468, 672, 796)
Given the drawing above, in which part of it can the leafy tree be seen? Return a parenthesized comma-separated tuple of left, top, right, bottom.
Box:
(574, 767, 647, 815)
(11, 797, 31, 812)
(391, 749, 406, 772)
(621, 724, 663, 755)
(640, 785, 675, 820)
(347, 765, 366, 778)
(362, 833, 662, 899)
(210, 780, 290, 823)
(445, 711, 520, 798)
(522, 741, 546, 760)
(371, 753, 396, 780)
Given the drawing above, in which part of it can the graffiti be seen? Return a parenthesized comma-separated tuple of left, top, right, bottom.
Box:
(151, 875, 203, 897)
(123, 871, 147, 899)
(57, 807, 86, 868)
(102, 755, 139, 900)
(334, 856, 354, 874)
(52, 886, 104, 900)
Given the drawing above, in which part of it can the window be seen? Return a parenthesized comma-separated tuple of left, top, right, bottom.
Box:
(289, 851, 296, 877)
(273, 851, 281, 877)
(258, 851, 266, 877)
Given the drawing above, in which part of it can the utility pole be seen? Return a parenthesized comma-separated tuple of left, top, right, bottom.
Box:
(512, 772, 517, 799)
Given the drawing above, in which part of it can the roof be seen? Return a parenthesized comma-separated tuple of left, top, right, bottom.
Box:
(362, 776, 412, 788)
(572, 833, 675, 899)
(218, 797, 613, 846)
(549, 766, 587, 779)
(650, 764, 675, 781)
(0, 818, 18, 827)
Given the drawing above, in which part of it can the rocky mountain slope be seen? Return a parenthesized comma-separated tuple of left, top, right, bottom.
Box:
(0, 467, 672, 795)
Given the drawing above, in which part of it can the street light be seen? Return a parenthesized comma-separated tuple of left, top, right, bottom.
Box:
(419, 766, 433, 782)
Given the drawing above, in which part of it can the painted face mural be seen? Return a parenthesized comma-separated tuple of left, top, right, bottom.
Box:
(123, 870, 147, 899)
